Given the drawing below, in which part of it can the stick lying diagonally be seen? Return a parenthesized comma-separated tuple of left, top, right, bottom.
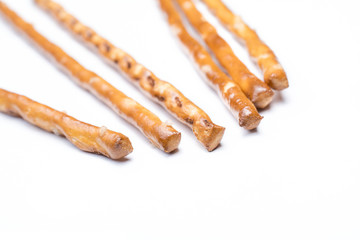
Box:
(0, 88, 133, 159)
(176, 0, 274, 109)
(201, 0, 289, 90)
(0, 1, 181, 153)
(35, 0, 225, 152)
(159, 0, 263, 130)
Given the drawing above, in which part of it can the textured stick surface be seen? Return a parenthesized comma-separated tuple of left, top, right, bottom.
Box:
(0, 1, 180, 153)
(201, 0, 289, 90)
(176, 0, 274, 108)
(0, 88, 133, 159)
(159, 0, 262, 130)
(35, 0, 225, 151)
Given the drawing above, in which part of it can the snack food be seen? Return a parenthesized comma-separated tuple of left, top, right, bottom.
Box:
(35, 0, 225, 151)
(201, 0, 289, 90)
(176, 0, 274, 108)
(0, 1, 180, 153)
(159, 0, 262, 130)
(0, 88, 133, 159)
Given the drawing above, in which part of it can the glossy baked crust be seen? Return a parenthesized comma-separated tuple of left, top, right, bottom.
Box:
(159, 0, 262, 130)
(176, 0, 274, 108)
(201, 0, 289, 90)
(0, 88, 133, 159)
(0, 2, 180, 153)
(35, 0, 225, 151)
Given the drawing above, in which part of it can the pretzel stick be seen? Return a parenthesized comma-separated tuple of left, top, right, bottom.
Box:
(176, 0, 274, 109)
(35, 0, 225, 151)
(0, 2, 180, 153)
(0, 88, 133, 159)
(159, 0, 262, 130)
(201, 0, 289, 90)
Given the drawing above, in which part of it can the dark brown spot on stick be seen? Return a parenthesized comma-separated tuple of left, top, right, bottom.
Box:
(185, 118, 194, 125)
(127, 61, 132, 69)
(202, 119, 212, 127)
(103, 42, 111, 52)
(155, 95, 165, 102)
(147, 76, 155, 87)
(175, 97, 182, 107)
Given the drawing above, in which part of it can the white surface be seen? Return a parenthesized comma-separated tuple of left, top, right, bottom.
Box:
(0, 0, 360, 239)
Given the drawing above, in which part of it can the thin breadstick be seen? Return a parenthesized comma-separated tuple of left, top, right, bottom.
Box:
(35, 0, 225, 151)
(176, 0, 274, 109)
(201, 0, 289, 90)
(159, 0, 262, 130)
(0, 2, 180, 153)
(0, 88, 133, 159)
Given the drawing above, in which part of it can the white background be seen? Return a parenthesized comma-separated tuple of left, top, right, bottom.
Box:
(0, 0, 360, 239)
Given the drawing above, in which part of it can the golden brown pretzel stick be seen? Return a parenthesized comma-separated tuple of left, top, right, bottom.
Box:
(176, 0, 274, 108)
(201, 0, 289, 90)
(35, 0, 225, 151)
(0, 2, 180, 153)
(159, 0, 262, 130)
(0, 88, 133, 159)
